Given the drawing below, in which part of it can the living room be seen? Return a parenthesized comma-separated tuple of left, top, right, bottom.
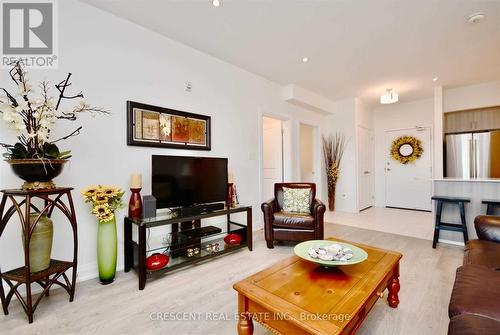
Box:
(0, 0, 499, 334)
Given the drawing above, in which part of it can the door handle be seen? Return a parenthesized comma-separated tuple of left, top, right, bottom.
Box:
(469, 139, 474, 178)
(474, 139, 478, 178)
(363, 171, 370, 174)
(386, 168, 391, 171)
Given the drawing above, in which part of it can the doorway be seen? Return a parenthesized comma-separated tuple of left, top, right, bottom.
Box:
(299, 123, 316, 183)
(358, 126, 374, 210)
(385, 126, 432, 211)
(262, 116, 284, 201)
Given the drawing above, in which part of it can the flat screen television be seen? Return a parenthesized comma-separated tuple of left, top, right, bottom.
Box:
(152, 155, 228, 209)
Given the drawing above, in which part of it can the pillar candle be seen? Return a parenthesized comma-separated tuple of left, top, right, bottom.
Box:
(130, 173, 142, 189)
(228, 172, 234, 184)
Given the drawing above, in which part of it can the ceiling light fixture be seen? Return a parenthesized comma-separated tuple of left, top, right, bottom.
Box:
(467, 12, 485, 24)
(433, 77, 438, 82)
(302, 57, 309, 63)
(212, 0, 222, 8)
(380, 89, 399, 104)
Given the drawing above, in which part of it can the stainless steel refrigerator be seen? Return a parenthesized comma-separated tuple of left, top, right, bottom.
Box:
(445, 131, 500, 178)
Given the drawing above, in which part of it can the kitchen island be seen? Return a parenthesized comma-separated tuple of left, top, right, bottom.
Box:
(433, 178, 500, 244)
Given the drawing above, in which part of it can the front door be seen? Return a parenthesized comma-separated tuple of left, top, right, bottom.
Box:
(385, 127, 432, 211)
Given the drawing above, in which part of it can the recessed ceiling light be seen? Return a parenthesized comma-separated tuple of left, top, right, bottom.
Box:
(467, 12, 486, 24)
(212, 0, 222, 8)
(380, 89, 399, 104)
(433, 77, 438, 82)
(302, 57, 309, 63)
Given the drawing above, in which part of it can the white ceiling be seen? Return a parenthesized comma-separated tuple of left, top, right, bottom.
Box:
(82, 0, 500, 106)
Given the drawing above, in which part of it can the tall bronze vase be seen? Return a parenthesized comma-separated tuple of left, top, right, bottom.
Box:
(328, 183, 336, 211)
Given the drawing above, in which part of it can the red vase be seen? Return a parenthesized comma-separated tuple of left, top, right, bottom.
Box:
(145, 253, 169, 271)
(224, 233, 242, 245)
(129, 188, 142, 218)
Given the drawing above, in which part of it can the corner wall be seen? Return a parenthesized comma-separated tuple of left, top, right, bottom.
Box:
(0, 0, 325, 283)
(443, 81, 500, 112)
(322, 98, 359, 213)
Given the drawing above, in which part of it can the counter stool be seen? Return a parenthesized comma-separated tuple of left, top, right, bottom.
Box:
(431, 196, 470, 248)
(482, 199, 500, 215)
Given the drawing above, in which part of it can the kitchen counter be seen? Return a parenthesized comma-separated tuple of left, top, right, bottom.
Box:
(433, 178, 500, 183)
(433, 179, 500, 244)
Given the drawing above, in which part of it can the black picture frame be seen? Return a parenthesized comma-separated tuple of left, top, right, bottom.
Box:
(126, 101, 211, 151)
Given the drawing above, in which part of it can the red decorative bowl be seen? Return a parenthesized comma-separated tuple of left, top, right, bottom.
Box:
(145, 253, 169, 271)
(224, 233, 242, 245)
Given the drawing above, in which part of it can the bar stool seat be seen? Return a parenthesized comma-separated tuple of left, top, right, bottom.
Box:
(482, 199, 500, 215)
(431, 196, 471, 248)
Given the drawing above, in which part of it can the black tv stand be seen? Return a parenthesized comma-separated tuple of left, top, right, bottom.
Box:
(177, 203, 225, 216)
(124, 205, 252, 290)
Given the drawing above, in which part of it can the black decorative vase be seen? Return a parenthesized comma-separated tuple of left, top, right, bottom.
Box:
(7, 159, 67, 190)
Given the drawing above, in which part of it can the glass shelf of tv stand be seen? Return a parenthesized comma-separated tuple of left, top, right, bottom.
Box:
(146, 221, 246, 253)
(145, 221, 248, 274)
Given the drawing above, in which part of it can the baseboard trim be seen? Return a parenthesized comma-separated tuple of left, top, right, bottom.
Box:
(386, 206, 432, 213)
(76, 262, 125, 283)
(4, 219, 264, 293)
(438, 238, 465, 247)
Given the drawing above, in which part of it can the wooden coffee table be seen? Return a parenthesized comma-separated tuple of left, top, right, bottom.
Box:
(233, 238, 402, 335)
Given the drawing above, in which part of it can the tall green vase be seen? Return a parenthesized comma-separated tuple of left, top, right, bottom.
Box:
(97, 215, 117, 285)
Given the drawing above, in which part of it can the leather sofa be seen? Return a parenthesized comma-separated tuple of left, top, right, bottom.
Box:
(448, 215, 500, 335)
(261, 183, 325, 249)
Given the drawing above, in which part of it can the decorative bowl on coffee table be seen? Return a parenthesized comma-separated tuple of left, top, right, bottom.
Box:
(294, 240, 368, 267)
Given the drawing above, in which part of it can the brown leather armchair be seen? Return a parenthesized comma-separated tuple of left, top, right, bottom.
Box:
(261, 183, 326, 249)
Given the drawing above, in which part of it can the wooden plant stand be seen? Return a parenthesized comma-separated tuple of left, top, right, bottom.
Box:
(0, 188, 78, 323)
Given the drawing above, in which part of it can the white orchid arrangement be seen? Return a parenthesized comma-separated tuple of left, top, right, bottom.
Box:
(0, 60, 108, 160)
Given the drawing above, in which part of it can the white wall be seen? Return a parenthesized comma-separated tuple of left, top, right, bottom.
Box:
(433, 86, 444, 178)
(0, 0, 326, 283)
(443, 81, 500, 112)
(355, 98, 373, 129)
(373, 98, 434, 207)
(322, 98, 358, 212)
(299, 124, 314, 181)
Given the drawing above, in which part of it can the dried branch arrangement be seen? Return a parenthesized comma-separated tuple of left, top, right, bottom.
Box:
(322, 133, 347, 211)
(0, 60, 108, 160)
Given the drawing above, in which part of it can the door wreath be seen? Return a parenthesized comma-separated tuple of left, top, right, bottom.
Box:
(390, 136, 423, 164)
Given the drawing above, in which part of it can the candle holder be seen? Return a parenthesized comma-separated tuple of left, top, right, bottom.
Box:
(226, 183, 234, 208)
(129, 188, 142, 219)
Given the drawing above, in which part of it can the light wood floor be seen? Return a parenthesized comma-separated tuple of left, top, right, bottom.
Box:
(1, 223, 463, 335)
(325, 207, 435, 241)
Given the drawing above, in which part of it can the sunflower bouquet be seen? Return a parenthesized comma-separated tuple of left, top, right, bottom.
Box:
(81, 185, 125, 223)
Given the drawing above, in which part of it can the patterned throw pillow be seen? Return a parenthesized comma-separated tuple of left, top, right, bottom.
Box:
(282, 187, 311, 214)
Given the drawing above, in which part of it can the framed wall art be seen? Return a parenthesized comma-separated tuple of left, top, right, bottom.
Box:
(127, 101, 211, 150)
